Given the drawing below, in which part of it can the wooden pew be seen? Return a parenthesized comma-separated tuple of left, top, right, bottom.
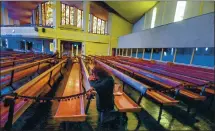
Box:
(54, 62, 86, 122)
(114, 59, 214, 96)
(93, 58, 179, 123)
(0, 59, 67, 128)
(0, 58, 53, 90)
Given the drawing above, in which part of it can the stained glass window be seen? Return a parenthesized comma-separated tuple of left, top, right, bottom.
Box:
(42, 3, 46, 25)
(45, 2, 53, 26)
(77, 9, 82, 28)
(65, 5, 70, 25)
(61, 4, 65, 25)
(93, 16, 97, 33)
(97, 19, 101, 34)
(70, 7, 74, 25)
(101, 20, 105, 34)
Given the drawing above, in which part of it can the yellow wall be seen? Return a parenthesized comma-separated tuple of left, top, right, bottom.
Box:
(110, 13, 133, 55)
(85, 42, 109, 56)
(111, 13, 133, 37)
(37, 4, 133, 56)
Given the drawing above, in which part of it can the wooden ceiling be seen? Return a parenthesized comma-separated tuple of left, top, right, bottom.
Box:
(3, 1, 109, 25)
(3, 1, 43, 24)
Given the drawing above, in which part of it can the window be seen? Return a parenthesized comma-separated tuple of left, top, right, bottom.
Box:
(61, 3, 83, 28)
(144, 48, 152, 59)
(175, 48, 192, 64)
(174, 1, 186, 22)
(151, 7, 157, 28)
(42, 2, 53, 26)
(70, 7, 74, 25)
(90, 15, 107, 35)
(77, 9, 82, 28)
(192, 47, 214, 67)
(61, 4, 66, 25)
(101, 20, 105, 34)
(152, 48, 162, 60)
(93, 16, 97, 33)
(162, 48, 175, 62)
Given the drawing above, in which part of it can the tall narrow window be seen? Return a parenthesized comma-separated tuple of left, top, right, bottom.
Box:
(61, 4, 66, 25)
(70, 7, 74, 25)
(97, 19, 101, 34)
(150, 7, 157, 28)
(65, 5, 70, 25)
(174, 1, 186, 22)
(77, 9, 82, 28)
(101, 20, 105, 34)
(93, 16, 97, 33)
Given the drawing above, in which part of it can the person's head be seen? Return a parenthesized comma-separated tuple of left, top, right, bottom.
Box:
(92, 65, 111, 79)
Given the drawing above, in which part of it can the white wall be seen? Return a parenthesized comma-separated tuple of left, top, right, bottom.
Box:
(133, 1, 214, 31)
(132, 15, 145, 33)
(119, 13, 214, 48)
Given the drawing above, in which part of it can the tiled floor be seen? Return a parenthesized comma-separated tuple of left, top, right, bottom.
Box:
(11, 61, 215, 131)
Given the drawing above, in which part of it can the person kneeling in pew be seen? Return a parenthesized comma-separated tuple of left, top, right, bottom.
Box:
(87, 65, 117, 125)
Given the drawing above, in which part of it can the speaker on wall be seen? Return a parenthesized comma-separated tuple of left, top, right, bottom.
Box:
(42, 28, 45, 33)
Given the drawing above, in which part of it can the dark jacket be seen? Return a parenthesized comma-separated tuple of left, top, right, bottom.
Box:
(89, 76, 114, 112)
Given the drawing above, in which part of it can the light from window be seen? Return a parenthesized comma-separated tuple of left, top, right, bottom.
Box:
(150, 7, 157, 28)
(65, 5, 70, 25)
(70, 7, 74, 25)
(205, 47, 208, 51)
(196, 48, 198, 51)
(77, 9, 82, 28)
(174, 1, 186, 22)
(93, 16, 97, 33)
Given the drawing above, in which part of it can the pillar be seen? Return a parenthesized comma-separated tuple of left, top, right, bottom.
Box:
(130, 49, 133, 57)
(126, 49, 128, 56)
(173, 49, 177, 62)
(150, 48, 153, 60)
(116, 48, 118, 56)
(136, 48, 138, 58)
(160, 48, 164, 60)
(53, 1, 61, 28)
(39, 5, 42, 25)
(190, 48, 195, 64)
(72, 44, 74, 57)
(76, 45, 79, 56)
(83, 1, 90, 32)
(142, 48, 145, 59)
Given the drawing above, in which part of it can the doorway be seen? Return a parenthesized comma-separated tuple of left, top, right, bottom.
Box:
(61, 41, 82, 57)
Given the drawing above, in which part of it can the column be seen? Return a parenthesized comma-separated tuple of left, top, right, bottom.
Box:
(130, 49, 133, 57)
(173, 49, 177, 62)
(39, 4, 42, 25)
(136, 48, 138, 58)
(122, 49, 124, 56)
(83, 1, 90, 32)
(42, 40, 44, 53)
(3, 8, 9, 25)
(71, 44, 74, 57)
(160, 48, 164, 60)
(190, 48, 195, 64)
(76, 45, 79, 56)
(32, 10, 36, 24)
(116, 48, 118, 56)
(126, 49, 128, 56)
(53, 1, 61, 28)
(150, 48, 153, 60)
(142, 48, 145, 59)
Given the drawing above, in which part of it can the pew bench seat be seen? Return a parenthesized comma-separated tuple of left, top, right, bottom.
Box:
(180, 89, 206, 101)
(54, 63, 86, 122)
(114, 92, 141, 112)
(146, 90, 179, 106)
(197, 87, 215, 95)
